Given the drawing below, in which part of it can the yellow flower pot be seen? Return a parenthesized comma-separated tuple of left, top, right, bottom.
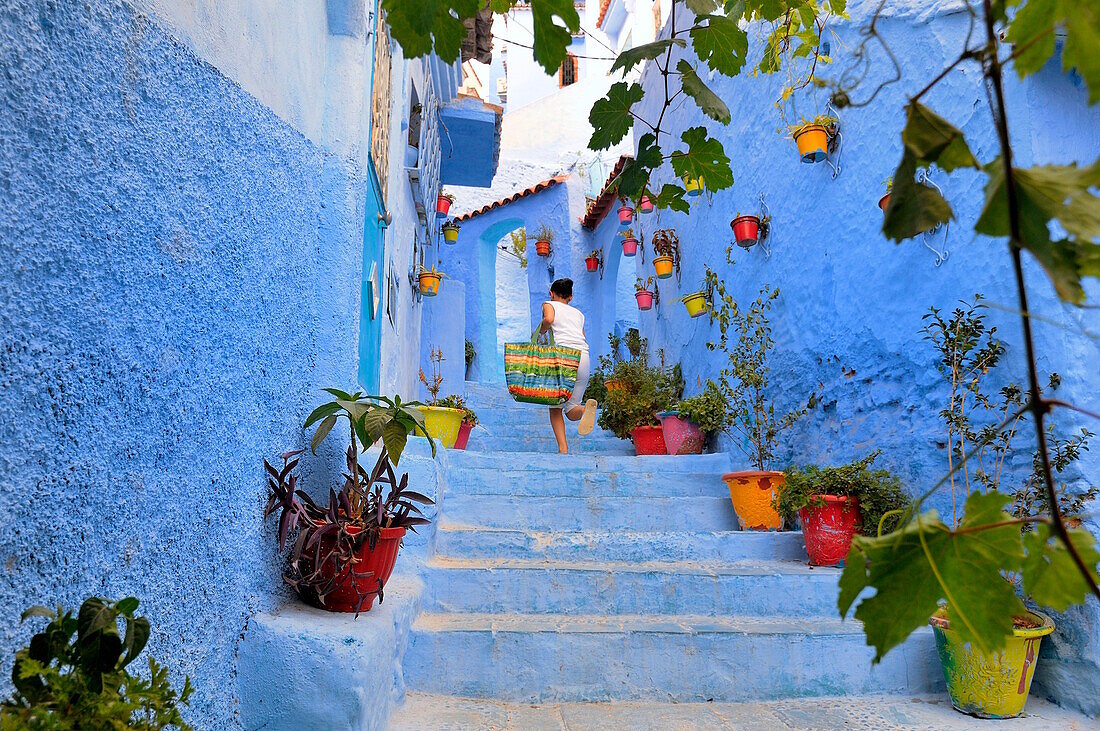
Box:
(416, 406, 466, 449)
(930, 610, 1055, 719)
(682, 175, 704, 196)
(794, 123, 829, 163)
(653, 255, 674, 279)
(722, 470, 784, 531)
(418, 271, 442, 297)
(442, 226, 459, 244)
(681, 291, 707, 318)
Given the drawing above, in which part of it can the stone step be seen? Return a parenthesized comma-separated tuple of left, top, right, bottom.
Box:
(389, 693, 1089, 730)
(420, 556, 841, 615)
(403, 612, 942, 703)
(442, 494, 738, 532)
(443, 450, 731, 473)
(464, 432, 635, 455)
(433, 523, 807, 563)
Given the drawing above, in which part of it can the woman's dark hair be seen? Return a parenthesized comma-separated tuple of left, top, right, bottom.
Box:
(550, 278, 573, 298)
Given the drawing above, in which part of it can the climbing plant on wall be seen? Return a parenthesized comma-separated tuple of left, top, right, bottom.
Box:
(385, 0, 1100, 661)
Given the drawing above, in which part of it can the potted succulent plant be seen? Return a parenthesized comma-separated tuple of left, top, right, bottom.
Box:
(708, 278, 812, 530)
(441, 220, 460, 244)
(617, 200, 635, 227)
(634, 277, 655, 311)
(598, 348, 681, 456)
(438, 394, 478, 450)
(585, 249, 602, 272)
(418, 266, 443, 296)
(651, 228, 680, 280)
(789, 114, 838, 163)
(534, 224, 554, 256)
(269, 391, 436, 614)
(878, 176, 892, 213)
(638, 193, 655, 215)
(775, 452, 910, 566)
(436, 191, 455, 217)
(658, 381, 727, 455)
(417, 346, 467, 448)
(620, 228, 639, 257)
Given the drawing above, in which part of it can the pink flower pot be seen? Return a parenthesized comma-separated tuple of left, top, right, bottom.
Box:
(657, 411, 705, 455)
(618, 205, 634, 226)
(621, 238, 638, 256)
(453, 421, 473, 450)
(635, 290, 654, 311)
(638, 195, 654, 214)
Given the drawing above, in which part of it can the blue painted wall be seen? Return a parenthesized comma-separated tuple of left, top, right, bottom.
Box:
(0, 1, 364, 726)
(625, 3, 1100, 714)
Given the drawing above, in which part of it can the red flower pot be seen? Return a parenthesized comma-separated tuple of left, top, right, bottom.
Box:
(304, 526, 406, 613)
(618, 205, 634, 226)
(638, 195, 654, 214)
(878, 192, 891, 213)
(635, 290, 654, 310)
(798, 495, 862, 567)
(585, 256, 600, 272)
(731, 215, 760, 246)
(536, 240, 551, 257)
(436, 195, 452, 216)
(621, 238, 638, 256)
(631, 425, 667, 455)
(453, 421, 473, 450)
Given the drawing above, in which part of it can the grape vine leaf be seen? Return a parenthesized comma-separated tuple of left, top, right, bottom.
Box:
(670, 126, 734, 191)
(1022, 524, 1100, 611)
(685, 0, 722, 13)
(883, 102, 978, 242)
(382, 0, 483, 63)
(975, 156, 1100, 303)
(529, 0, 582, 74)
(677, 61, 731, 124)
(839, 491, 1026, 662)
(652, 183, 690, 214)
(610, 39, 686, 77)
(1006, 0, 1100, 104)
(610, 133, 663, 200)
(588, 82, 645, 151)
(690, 14, 749, 76)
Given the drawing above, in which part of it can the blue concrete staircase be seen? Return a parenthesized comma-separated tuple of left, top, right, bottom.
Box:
(398, 382, 942, 707)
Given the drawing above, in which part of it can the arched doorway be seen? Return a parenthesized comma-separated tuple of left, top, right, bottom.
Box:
(473, 217, 529, 383)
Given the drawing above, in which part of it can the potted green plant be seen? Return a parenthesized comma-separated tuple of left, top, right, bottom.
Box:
(707, 274, 812, 531)
(533, 224, 554, 256)
(268, 391, 435, 614)
(651, 228, 680, 280)
(438, 393, 478, 451)
(464, 338, 476, 379)
(1012, 425, 1097, 530)
(2, 597, 193, 729)
(598, 349, 681, 455)
(418, 345, 466, 448)
(634, 277, 655, 311)
(775, 452, 910, 566)
(658, 380, 727, 455)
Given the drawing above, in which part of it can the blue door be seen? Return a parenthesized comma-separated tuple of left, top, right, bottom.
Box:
(358, 173, 385, 394)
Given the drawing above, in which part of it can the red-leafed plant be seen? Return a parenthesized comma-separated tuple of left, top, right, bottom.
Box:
(264, 391, 436, 613)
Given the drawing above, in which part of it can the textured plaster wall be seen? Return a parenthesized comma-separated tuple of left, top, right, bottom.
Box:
(0, 1, 365, 727)
(625, 2, 1100, 714)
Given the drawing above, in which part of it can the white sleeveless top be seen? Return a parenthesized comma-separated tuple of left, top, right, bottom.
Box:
(546, 301, 587, 352)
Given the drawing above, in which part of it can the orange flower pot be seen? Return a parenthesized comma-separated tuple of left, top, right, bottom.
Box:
(794, 124, 829, 163)
(418, 270, 442, 297)
(653, 255, 674, 279)
(722, 470, 784, 531)
(535, 240, 551, 257)
(878, 192, 891, 213)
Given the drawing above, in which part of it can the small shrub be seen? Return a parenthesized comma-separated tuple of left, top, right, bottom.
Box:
(674, 381, 729, 435)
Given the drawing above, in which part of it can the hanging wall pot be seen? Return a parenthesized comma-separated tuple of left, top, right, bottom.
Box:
(436, 192, 455, 217)
(792, 122, 830, 163)
(681, 291, 707, 318)
(731, 215, 760, 247)
(441, 221, 460, 244)
(418, 268, 443, 297)
(653, 256, 674, 279)
(682, 175, 704, 197)
(621, 230, 639, 257)
(585, 252, 601, 272)
(638, 195, 654, 215)
(618, 203, 635, 227)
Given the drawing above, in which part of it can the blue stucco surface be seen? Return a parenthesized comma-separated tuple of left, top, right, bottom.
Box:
(0, 1, 363, 726)
(624, 3, 1100, 715)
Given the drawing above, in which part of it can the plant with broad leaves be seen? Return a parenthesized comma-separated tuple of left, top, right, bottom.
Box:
(705, 272, 815, 471)
(775, 451, 911, 538)
(1, 597, 192, 730)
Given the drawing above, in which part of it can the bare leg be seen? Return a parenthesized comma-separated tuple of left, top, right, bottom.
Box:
(550, 407, 568, 453)
(565, 405, 585, 421)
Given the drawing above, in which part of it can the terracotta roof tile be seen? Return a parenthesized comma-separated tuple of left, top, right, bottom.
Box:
(580, 155, 630, 230)
(596, 0, 614, 28)
(454, 174, 569, 222)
